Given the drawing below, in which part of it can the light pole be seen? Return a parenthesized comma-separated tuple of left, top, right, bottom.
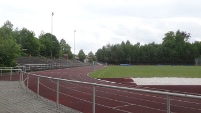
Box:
(51, 12, 54, 59)
(74, 30, 76, 59)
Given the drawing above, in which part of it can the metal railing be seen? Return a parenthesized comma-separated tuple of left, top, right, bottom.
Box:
(0, 67, 23, 81)
(22, 63, 89, 71)
(20, 72, 201, 113)
(1, 67, 201, 113)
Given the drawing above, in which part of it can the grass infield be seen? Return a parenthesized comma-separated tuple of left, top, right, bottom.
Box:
(89, 65, 201, 78)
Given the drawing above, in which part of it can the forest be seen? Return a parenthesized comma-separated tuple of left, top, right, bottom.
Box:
(96, 31, 201, 65)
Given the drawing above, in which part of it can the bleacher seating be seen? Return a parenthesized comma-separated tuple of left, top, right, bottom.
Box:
(15, 56, 89, 71)
(16, 57, 47, 65)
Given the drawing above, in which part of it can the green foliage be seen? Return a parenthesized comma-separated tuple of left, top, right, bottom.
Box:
(96, 30, 201, 65)
(89, 66, 201, 78)
(0, 21, 20, 66)
(78, 49, 86, 62)
(39, 33, 60, 58)
(13, 28, 41, 56)
(88, 51, 96, 62)
(0, 20, 74, 65)
(60, 39, 73, 59)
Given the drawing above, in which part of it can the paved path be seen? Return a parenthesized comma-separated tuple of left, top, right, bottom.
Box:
(0, 81, 81, 113)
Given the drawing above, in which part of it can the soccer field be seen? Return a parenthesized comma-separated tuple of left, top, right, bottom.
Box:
(89, 65, 201, 78)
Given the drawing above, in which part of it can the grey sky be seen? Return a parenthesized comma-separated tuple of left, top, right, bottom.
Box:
(1, 0, 201, 54)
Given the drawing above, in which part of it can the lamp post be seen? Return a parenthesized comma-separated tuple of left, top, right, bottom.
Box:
(74, 30, 76, 59)
(51, 12, 54, 59)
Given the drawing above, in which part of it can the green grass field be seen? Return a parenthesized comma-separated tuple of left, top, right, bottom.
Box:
(89, 65, 201, 78)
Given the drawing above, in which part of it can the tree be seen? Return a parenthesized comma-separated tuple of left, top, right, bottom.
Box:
(193, 41, 201, 57)
(88, 51, 96, 62)
(95, 30, 196, 65)
(96, 49, 103, 62)
(162, 30, 192, 64)
(0, 20, 20, 66)
(0, 39, 20, 66)
(39, 33, 60, 58)
(60, 39, 73, 59)
(0, 20, 13, 40)
(14, 28, 41, 56)
(78, 49, 86, 62)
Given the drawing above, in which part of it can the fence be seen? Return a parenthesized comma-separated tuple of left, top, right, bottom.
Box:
(1, 67, 201, 113)
(21, 63, 90, 71)
(0, 67, 23, 81)
(21, 72, 201, 113)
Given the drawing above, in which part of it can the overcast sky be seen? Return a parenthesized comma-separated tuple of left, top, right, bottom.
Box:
(1, 0, 201, 54)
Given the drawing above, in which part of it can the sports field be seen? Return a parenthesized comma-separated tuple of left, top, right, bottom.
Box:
(89, 65, 201, 78)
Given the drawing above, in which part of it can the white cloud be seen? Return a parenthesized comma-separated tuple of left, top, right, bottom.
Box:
(1, 0, 201, 54)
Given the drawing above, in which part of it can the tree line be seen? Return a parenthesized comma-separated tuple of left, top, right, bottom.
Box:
(0, 20, 88, 66)
(1, 20, 201, 66)
(96, 30, 201, 65)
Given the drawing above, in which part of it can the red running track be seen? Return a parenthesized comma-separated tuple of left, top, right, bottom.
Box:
(2, 66, 201, 113)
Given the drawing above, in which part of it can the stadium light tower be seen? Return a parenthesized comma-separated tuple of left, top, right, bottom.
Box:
(74, 30, 76, 59)
(51, 12, 54, 59)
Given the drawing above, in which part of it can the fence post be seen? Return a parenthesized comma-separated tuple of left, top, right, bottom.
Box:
(167, 95, 170, 113)
(37, 77, 40, 98)
(10, 67, 12, 81)
(21, 70, 23, 81)
(24, 66, 26, 72)
(1, 69, 2, 76)
(93, 85, 96, 113)
(56, 80, 60, 108)
(27, 74, 29, 88)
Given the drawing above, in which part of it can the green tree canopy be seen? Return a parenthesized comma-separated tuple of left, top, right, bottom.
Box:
(96, 30, 201, 65)
(14, 28, 41, 56)
(60, 39, 73, 59)
(78, 49, 86, 62)
(88, 51, 96, 63)
(39, 33, 60, 58)
(0, 20, 20, 66)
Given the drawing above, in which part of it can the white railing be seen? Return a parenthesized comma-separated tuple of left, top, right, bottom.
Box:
(23, 63, 88, 71)
(0, 67, 23, 81)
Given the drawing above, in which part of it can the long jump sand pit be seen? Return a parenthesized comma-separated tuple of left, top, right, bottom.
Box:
(133, 77, 201, 94)
(133, 77, 201, 85)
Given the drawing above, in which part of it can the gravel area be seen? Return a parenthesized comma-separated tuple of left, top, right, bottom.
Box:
(0, 81, 81, 113)
(132, 77, 201, 85)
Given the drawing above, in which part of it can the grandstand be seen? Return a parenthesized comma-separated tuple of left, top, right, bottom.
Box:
(16, 57, 48, 65)
(15, 56, 89, 71)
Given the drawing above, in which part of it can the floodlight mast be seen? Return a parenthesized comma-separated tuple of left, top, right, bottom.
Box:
(74, 30, 76, 59)
(51, 12, 54, 59)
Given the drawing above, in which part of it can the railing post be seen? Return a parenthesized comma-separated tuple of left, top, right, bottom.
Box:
(56, 80, 60, 108)
(93, 85, 96, 113)
(1, 69, 2, 76)
(21, 70, 23, 81)
(37, 77, 40, 98)
(167, 95, 170, 113)
(27, 74, 29, 88)
(10, 67, 12, 81)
